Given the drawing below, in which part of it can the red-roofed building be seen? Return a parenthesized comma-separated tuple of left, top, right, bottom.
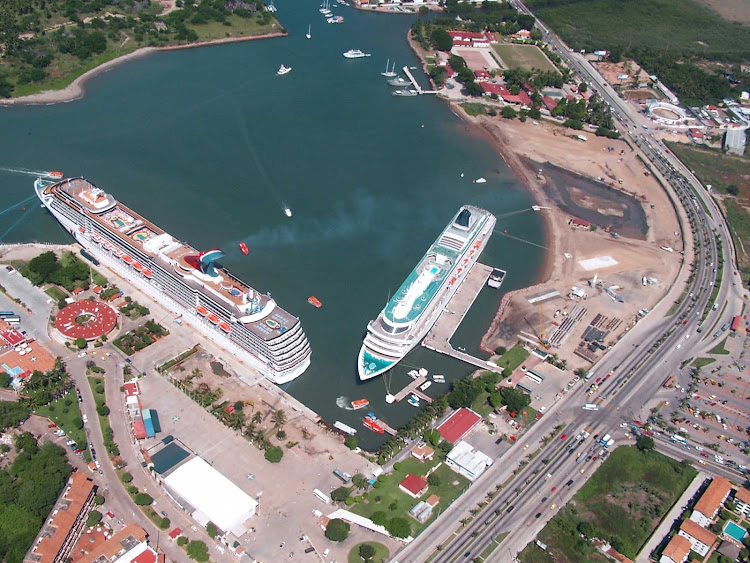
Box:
(480, 82, 505, 97)
(92, 285, 103, 294)
(2, 329, 25, 347)
(447, 30, 491, 48)
(570, 218, 591, 228)
(437, 408, 481, 444)
(542, 96, 559, 111)
(474, 70, 490, 82)
(133, 420, 147, 440)
(689, 129, 705, 144)
(132, 548, 157, 563)
(399, 474, 428, 499)
(72, 287, 84, 296)
(731, 315, 744, 333)
(123, 382, 141, 397)
(512, 29, 531, 41)
(168, 528, 182, 541)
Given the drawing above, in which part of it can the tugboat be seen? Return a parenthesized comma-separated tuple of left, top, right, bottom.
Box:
(239, 242, 249, 255)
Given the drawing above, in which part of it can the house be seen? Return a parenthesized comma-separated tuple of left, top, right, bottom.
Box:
(447, 30, 491, 48)
(678, 519, 716, 557)
(690, 476, 732, 527)
(733, 487, 750, 517)
(542, 96, 559, 112)
(425, 494, 441, 508)
(473, 70, 491, 82)
(446, 441, 494, 481)
(76, 524, 156, 563)
(168, 528, 182, 541)
(437, 408, 481, 444)
(436, 61, 456, 79)
(570, 217, 591, 229)
(730, 315, 744, 333)
(399, 474, 428, 499)
(411, 443, 435, 461)
(659, 535, 692, 563)
(688, 129, 705, 144)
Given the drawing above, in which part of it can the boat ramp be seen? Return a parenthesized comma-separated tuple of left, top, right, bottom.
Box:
(422, 262, 505, 374)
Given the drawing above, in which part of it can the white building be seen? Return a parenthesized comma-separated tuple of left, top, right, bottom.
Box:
(446, 441, 493, 481)
(690, 476, 731, 527)
(678, 519, 716, 557)
(734, 487, 750, 517)
(164, 457, 258, 536)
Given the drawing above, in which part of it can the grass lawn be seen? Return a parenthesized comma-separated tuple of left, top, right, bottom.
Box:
(191, 13, 282, 42)
(521, 446, 696, 561)
(479, 532, 509, 560)
(666, 143, 750, 199)
(709, 338, 730, 355)
(519, 406, 539, 427)
(493, 44, 558, 73)
(350, 457, 469, 535)
(45, 286, 68, 302)
(347, 542, 389, 563)
(725, 198, 750, 275)
(472, 390, 493, 417)
(495, 345, 531, 373)
(35, 391, 86, 448)
(692, 357, 716, 369)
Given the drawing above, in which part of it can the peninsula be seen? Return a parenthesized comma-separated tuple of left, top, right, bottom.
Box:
(0, 0, 284, 104)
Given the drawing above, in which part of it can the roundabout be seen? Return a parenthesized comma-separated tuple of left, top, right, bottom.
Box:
(55, 300, 117, 340)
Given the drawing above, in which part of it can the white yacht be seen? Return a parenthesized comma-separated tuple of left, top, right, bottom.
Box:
(277, 65, 292, 75)
(343, 49, 370, 59)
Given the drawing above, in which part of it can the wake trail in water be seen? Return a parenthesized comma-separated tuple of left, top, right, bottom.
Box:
(231, 98, 287, 215)
(0, 166, 51, 177)
(0, 205, 37, 242)
(336, 396, 355, 410)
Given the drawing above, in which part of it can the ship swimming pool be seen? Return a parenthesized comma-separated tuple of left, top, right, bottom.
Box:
(724, 520, 747, 542)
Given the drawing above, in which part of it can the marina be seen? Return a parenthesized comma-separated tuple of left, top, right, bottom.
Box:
(402, 66, 438, 95)
(422, 262, 505, 374)
(392, 374, 434, 404)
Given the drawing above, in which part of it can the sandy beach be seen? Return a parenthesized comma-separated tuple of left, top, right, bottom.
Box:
(0, 32, 286, 107)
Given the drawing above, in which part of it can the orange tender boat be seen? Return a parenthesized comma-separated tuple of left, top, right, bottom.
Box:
(239, 242, 249, 255)
(363, 418, 385, 434)
(351, 398, 369, 409)
(308, 296, 322, 308)
(48, 171, 64, 179)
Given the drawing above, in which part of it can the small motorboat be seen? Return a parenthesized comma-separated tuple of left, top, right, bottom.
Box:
(239, 242, 249, 255)
(351, 398, 370, 409)
(47, 171, 64, 179)
(284, 206, 292, 217)
(308, 296, 322, 308)
(277, 65, 292, 75)
(432, 374, 445, 383)
(474, 177, 487, 184)
(418, 368, 428, 377)
(407, 395, 420, 407)
(407, 369, 419, 379)
(419, 381, 432, 391)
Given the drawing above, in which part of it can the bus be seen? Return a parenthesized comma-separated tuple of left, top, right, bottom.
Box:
(312, 489, 330, 505)
(4, 316, 20, 325)
(582, 403, 599, 411)
(670, 434, 687, 445)
(0, 311, 15, 317)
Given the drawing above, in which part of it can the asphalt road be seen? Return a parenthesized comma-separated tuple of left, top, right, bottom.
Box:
(393, 8, 747, 562)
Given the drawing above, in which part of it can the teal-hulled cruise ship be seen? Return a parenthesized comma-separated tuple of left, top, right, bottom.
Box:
(358, 206, 496, 380)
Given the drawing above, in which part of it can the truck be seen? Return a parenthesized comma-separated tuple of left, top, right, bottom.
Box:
(599, 434, 611, 446)
(584, 370, 594, 381)
(333, 469, 352, 483)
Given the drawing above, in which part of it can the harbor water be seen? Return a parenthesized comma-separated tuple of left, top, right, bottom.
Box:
(0, 1, 545, 449)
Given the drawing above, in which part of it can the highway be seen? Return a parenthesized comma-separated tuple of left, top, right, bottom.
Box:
(394, 6, 747, 562)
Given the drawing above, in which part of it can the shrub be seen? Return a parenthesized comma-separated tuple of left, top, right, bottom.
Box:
(121, 472, 133, 483)
(127, 485, 138, 494)
(325, 518, 350, 542)
(345, 435, 358, 450)
(97, 404, 110, 417)
(345, 497, 355, 506)
(427, 473, 441, 486)
(331, 486, 351, 503)
(393, 462, 402, 470)
(75, 337, 87, 349)
(86, 510, 102, 527)
(177, 536, 188, 546)
(134, 493, 153, 506)
(186, 540, 209, 562)
(264, 446, 283, 463)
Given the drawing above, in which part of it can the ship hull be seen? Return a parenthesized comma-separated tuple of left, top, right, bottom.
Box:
(35, 179, 310, 385)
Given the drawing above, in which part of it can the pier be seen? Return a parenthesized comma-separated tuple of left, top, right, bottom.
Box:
(422, 262, 505, 374)
(368, 416, 397, 435)
(402, 66, 438, 95)
(393, 375, 434, 404)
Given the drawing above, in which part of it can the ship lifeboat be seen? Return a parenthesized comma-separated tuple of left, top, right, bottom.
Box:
(48, 171, 64, 179)
(143, 269, 153, 279)
(449, 277, 456, 285)
(351, 398, 370, 409)
(308, 296, 322, 308)
(207, 313, 220, 324)
(239, 242, 249, 255)
(363, 418, 385, 434)
(78, 227, 85, 234)
(196, 306, 208, 317)
(122, 255, 133, 264)
(218, 321, 231, 332)
(133, 262, 144, 272)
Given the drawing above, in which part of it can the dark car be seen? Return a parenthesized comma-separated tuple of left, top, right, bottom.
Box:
(507, 505, 515, 513)
(304, 547, 315, 554)
(541, 497, 547, 503)
(566, 480, 574, 487)
(535, 512, 542, 519)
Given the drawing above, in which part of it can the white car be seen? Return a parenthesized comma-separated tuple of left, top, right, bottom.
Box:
(685, 334, 690, 339)
(676, 344, 681, 349)
(694, 445, 703, 451)
(82, 414, 88, 423)
(619, 423, 628, 428)
(77, 352, 87, 358)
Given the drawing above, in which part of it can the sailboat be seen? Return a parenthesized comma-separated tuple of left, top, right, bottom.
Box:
(381, 59, 396, 78)
(306, 24, 311, 39)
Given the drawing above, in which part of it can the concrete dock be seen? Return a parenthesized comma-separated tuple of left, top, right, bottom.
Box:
(393, 375, 434, 404)
(422, 263, 505, 374)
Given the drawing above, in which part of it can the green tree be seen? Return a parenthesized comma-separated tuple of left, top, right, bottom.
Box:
(120, 472, 133, 483)
(464, 81, 484, 97)
(359, 543, 376, 561)
(325, 518, 350, 542)
(75, 338, 87, 350)
(331, 486, 351, 503)
(427, 473, 441, 486)
(86, 510, 102, 527)
(424, 428, 441, 447)
(499, 387, 531, 412)
(177, 536, 188, 546)
(636, 435, 655, 452)
(352, 474, 369, 489)
(206, 522, 219, 538)
(96, 404, 110, 417)
(386, 517, 412, 539)
(371, 511, 388, 526)
(431, 28, 453, 51)
(488, 392, 502, 408)
(501, 106, 518, 119)
(186, 540, 209, 562)
(0, 372, 9, 388)
(134, 493, 153, 506)
(264, 446, 283, 463)
(345, 435, 358, 450)
(94, 494, 105, 505)
(727, 184, 739, 196)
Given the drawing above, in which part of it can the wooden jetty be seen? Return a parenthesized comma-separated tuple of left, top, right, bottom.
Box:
(393, 375, 434, 404)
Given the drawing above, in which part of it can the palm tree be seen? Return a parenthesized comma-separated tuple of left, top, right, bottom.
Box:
(191, 368, 203, 380)
(271, 409, 286, 428)
(252, 411, 262, 425)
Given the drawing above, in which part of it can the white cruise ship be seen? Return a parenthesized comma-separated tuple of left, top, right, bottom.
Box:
(35, 177, 311, 384)
(358, 206, 496, 380)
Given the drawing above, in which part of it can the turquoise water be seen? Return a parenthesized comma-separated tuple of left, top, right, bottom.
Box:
(724, 520, 747, 541)
(0, 1, 545, 448)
